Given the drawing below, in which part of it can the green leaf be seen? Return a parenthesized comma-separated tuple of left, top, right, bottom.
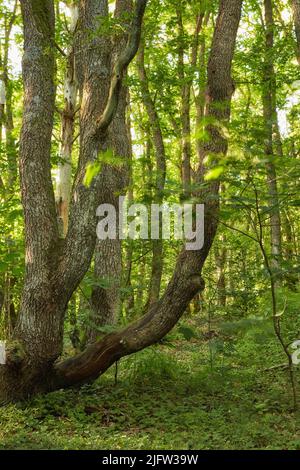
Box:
(204, 166, 225, 181)
(83, 161, 101, 187)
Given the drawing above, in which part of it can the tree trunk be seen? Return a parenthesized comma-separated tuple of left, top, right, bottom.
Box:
(49, 0, 243, 392)
(291, 0, 300, 64)
(0, 0, 148, 403)
(122, 114, 135, 315)
(89, 0, 133, 337)
(194, 12, 210, 172)
(177, 7, 204, 199)
(215, 233, 227, 307)
(0, 0, 242, 403)
(0, 1, 18, 187)
(262, 0, 282, 272)
(137, 37, 166, 307)
(55, 2, 78, 236)
(0, 0, 60, 402)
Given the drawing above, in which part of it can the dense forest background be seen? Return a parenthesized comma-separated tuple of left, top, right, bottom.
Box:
(1, 0, 300, 450)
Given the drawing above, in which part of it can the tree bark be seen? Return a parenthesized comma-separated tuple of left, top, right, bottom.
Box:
(0, 0, 148, 403)
(291, 0, 300, 64)
(50, 0, 243, 392)
(89, 0, 133, 337)
(137, 37, 166, 307)
(194, 11, 210, 172)
(215, 233, 227, 307)
(0, 1, 18, 186)
(55, 2, 78, 237)
(0, 2, 18, 338)
(0, 0, 242, 402)
(177, 6, 204, 200)
(262, 0, 282, 271)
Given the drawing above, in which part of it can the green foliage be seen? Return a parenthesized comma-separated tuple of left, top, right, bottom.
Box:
(83, 149, 124, 187)
(124, 347, 180, 384)
(1, 0, 300, 451)
(0, 327, 300, 450)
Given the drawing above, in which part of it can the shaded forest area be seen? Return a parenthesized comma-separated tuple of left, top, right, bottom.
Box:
(1, 0, 300, 450)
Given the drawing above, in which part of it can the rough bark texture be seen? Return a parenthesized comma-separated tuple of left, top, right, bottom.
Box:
(49, 0, 243, 391)
(55, 3, 78, 236)
(0, 0, 60, 402)
(90, 0, 133, 336)
(0, 0, 242, 402)
(17, 0, 60, 362)
(262, 0, 282, 268)
(0, 0, 148, 403)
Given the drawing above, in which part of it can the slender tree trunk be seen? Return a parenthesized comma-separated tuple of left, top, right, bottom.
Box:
(215, 233, 227, 307)
(122, 112, 135, 315)
(291, 0, 300, 64)
(177, 7, 204, 199)
(55, 2, 78, 236)
(0, 4, 18, 338)
(262, 0, 282, 271)
(137, 37, 166, 307)
(0, 1, 18, 186)
(0, 80, 4, 145)
(0, 291, 4, 317)
(194, 12, 210, 177)
(89, 0, 133, 337)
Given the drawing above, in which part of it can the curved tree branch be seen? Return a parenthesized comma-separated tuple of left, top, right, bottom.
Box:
(50, 0, 243, 391)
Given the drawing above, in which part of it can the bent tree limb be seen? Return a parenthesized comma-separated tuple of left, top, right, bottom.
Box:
(50, 0, 243, 391)
(95, 0, 148, 135)
(57, 0, 148, 299)
(0, 0, 242, 402)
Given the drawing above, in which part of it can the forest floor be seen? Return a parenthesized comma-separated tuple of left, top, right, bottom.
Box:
(0, 316, 300, 450)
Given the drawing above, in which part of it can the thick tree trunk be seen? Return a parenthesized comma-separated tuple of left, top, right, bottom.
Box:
(0, 0, 60, 403)
(89, 0, 133, 336)
(0, 0, 148, 403)
(16, 0, 60, 361)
